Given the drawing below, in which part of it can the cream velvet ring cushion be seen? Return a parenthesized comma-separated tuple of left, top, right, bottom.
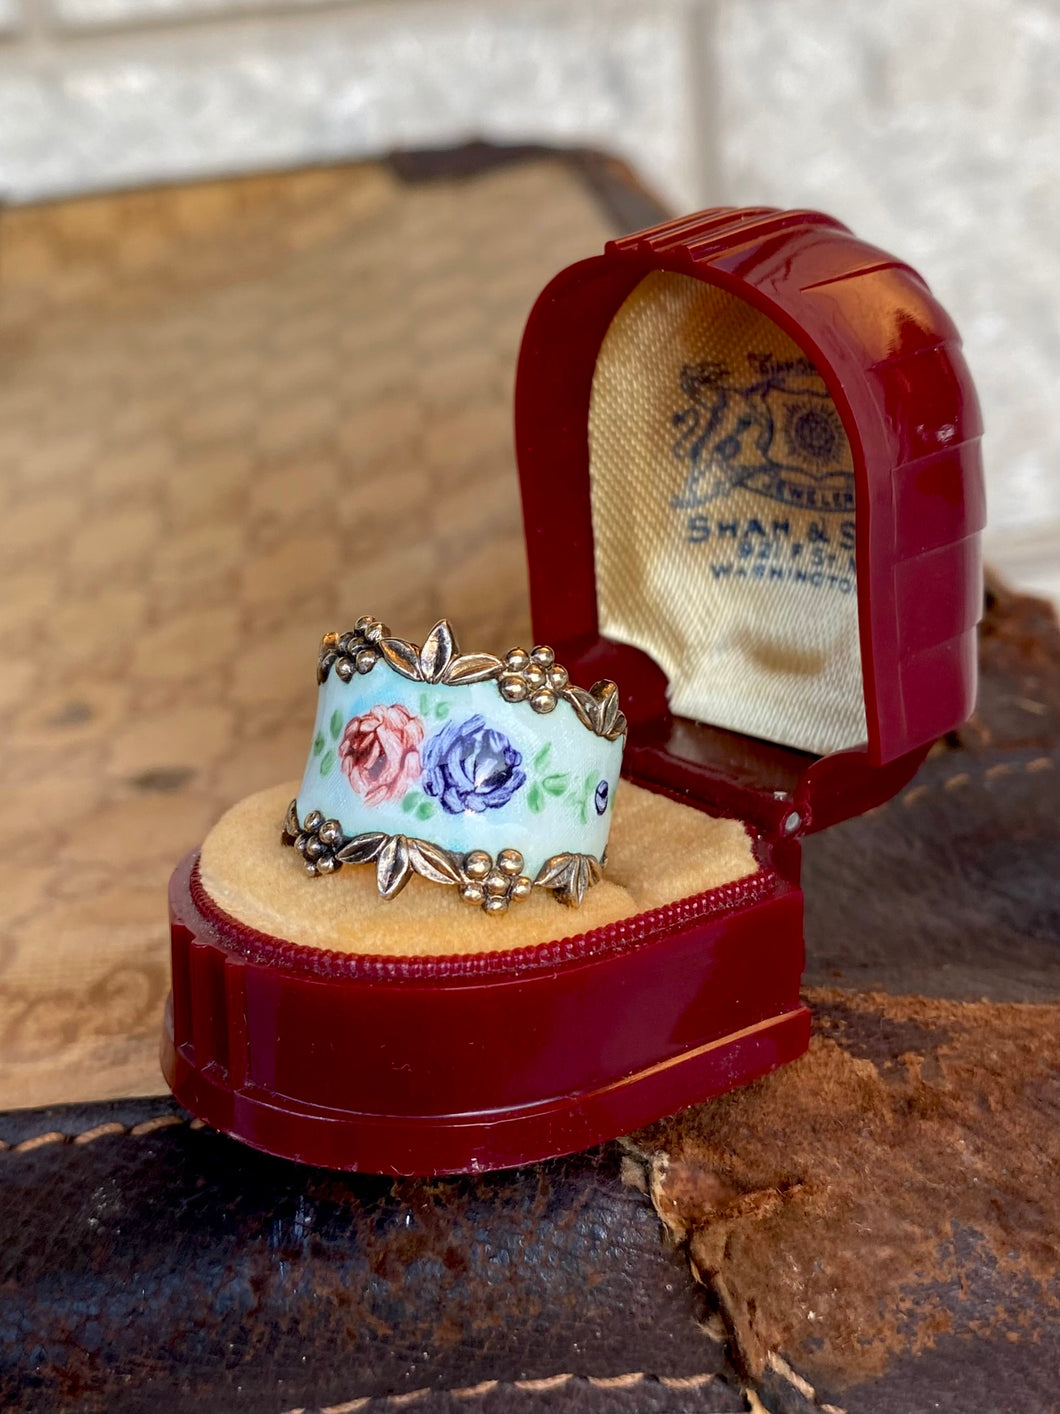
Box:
(200, 781, 760, 958)
(283, 617, 627, 914)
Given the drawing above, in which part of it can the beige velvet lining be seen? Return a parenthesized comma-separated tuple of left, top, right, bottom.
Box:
(198, 781, 758, 957)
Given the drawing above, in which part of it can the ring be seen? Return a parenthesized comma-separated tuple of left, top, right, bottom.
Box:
(282, 617, 627, 913)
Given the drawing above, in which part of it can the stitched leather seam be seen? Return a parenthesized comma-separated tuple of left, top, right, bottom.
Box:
(859, 750, 1056, 817)
(281, 1370, 725, 1413)
(0, 1113, 202, 1153)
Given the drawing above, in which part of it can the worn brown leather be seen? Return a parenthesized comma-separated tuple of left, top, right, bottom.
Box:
(0, 1107, 743, 1414)
(636, 577, 1060, 1414)
(802, 575, 1060, 1004)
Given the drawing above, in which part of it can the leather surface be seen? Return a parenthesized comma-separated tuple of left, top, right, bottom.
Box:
(0, 1108, 742, 1414)
(636, 576, 1060, 1414)
(803, 575, 1060, 1005)
(3, 603, 1057, 1414)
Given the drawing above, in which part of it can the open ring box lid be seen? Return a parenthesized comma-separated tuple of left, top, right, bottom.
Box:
(517, 206, 985, 837)
(162, 206, 984, 1176)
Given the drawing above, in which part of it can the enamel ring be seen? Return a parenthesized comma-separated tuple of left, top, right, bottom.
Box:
(282, 617, 627, 913)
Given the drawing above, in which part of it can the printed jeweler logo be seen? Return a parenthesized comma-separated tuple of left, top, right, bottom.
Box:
(670, 353, 856, 514)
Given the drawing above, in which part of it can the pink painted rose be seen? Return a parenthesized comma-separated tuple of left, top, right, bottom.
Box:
(338, 704, 425, 806)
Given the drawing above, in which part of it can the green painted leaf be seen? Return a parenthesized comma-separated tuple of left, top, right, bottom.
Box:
(329, 709, 343, 741)
(416, 801, 435, 821)
(312, 731, 325, 757)
(401, 792, 419, 814)
(533, 742, 552, 770)
(419, 693, 431, 716)
(434, 702, 449, 719)
(528, 783, 544, 814)
(575, 771, 596, 824)
(320, 749, 335, 777)
(542, 774, 569, 797)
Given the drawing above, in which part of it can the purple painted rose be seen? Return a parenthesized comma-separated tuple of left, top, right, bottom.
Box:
(422, 715, 525, 815)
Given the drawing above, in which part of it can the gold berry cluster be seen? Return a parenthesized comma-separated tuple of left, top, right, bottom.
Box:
(293, 810, 344, 876)
(497, 645, 569, 714)
(318, 616, 389, 684)
(459, 848, 534, 913)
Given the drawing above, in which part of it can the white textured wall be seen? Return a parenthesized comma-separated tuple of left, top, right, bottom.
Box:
(714, 0, 1060, 570)
(0, 1, 700, 208)
(0, 0, 1057, 577)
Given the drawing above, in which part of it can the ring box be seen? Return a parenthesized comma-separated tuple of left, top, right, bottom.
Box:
(162, 206, 984, 1174)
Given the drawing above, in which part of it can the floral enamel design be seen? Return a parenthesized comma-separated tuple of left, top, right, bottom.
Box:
(520, 740, 613, 824)
(339, 704, 425, 806)
(283, 801, 604, 912)
(293, 617, 624, 912)
(422, 715, 525, 815)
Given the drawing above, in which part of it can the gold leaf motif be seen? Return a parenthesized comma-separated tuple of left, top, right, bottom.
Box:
(407, 838, 464, 885)
(335, 831, 387, 864)
(559, 681, 626, 740)
(444, 652, 504, 685)
(419, 619, 456, 683)
(594, 681, 621, 737)
(376, 834, 414, 898)
(379, 637, 423, 681)
(561, 685, 597, 733)
(534, 854, 575, 889)
(577, 854, 603, 900)
(282, 798, 300, 841)
(568, 859, 589, 906)
(534, 852, 603, 906)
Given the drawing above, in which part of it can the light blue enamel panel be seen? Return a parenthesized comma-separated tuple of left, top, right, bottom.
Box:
(296, 661, 623, 879)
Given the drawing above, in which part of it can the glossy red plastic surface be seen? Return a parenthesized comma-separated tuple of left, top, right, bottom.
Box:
(515, 206, 985, 830)
(163, 206, 982, 1172)
(163, 849, 808, 1174)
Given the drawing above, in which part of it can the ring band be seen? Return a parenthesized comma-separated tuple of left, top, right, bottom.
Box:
(282, 617, 626, 912)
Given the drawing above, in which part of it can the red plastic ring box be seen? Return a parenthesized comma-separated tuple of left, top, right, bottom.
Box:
(162, 206, 984, 1174)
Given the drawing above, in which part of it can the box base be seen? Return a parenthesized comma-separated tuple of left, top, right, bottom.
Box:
(161, 1002, 809, 1174)
(163, 849, 810, 1174)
